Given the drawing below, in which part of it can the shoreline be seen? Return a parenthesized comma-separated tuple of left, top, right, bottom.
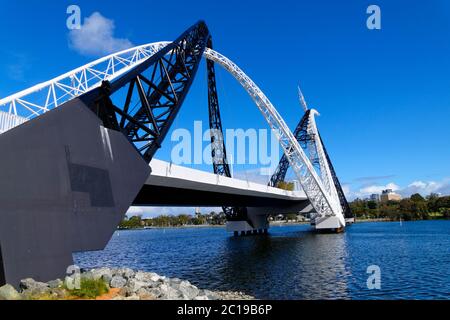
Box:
(0, 268, 255, 301)
(118, 218, 448, 231)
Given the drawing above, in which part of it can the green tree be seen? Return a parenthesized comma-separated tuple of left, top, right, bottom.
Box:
(277, 181, 295, 191)
(119, 215, 143, 229)
(410, 193, 425, 202)
(177, 214, 191, 226)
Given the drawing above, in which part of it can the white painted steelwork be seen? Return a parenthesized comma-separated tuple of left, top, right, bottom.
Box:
(0, 111, 27, 134)
(0, 42, 344, 227)
(307, 110, 344, 226)
(148, 159, 307, 200)
(0, 42, 169, 132)
(202, 48, 344, 227)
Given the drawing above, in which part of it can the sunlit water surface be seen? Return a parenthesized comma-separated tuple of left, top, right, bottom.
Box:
(75, 220, 450, 299)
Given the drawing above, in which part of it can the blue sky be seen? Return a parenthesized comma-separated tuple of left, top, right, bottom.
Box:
(1, 0, 450, 215)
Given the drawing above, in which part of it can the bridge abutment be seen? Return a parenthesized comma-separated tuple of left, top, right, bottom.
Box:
(312, 216, 346, 233)
(0, 99, 150, 287)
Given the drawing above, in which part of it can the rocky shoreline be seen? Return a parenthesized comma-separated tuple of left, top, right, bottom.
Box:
(0, 267, 255, 300)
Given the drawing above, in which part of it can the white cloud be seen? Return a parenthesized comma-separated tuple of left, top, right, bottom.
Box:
(359, 182, 400, 196)
(345, 178, 450, 200)
(399, 180, 450, 197)
(68, 12, 133, 56)
(342, 184, 351, 198)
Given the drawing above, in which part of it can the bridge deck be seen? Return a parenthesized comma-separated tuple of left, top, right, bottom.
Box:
(133, 159, 308, 207)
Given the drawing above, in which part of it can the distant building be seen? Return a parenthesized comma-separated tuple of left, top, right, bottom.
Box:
(370, 194, 381, 202)
(380, 189, 402, 202)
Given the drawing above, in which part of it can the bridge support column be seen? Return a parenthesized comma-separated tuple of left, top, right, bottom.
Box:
(226, 202, 312, 236)
(312, 216, 346, 233)
(226, 208, 270, 235)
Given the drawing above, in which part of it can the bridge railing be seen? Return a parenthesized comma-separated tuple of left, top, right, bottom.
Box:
(0, 43, 170, 126)
(0, 111, 27, 134)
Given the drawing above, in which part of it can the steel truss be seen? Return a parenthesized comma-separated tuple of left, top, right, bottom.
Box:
(269, 110, 319, 188)
(78, 22, 209, 162)
(206, 39, 249, 222)
(0, 44, 171, 133)
(319, 134, 353, 219)
(269, 111, 353, 220)
(202, 49, 344, 226)
(0, 24, 345, 226)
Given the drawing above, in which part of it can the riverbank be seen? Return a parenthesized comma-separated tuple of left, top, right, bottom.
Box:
(0, 268, 255, 300)
(118, 217, 449, 231)
(120, 221, 310, 231)
(122, 224, 226, 230)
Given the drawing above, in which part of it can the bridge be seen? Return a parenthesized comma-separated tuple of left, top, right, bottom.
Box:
(140, 159, 312, 235)
(0, 21, 352, 287)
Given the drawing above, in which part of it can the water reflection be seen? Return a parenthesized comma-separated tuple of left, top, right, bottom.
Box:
(213, 229, 351, 299)
(74, 221, 450, 300)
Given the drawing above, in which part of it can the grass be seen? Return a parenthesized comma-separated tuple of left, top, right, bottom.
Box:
(65, 278, 110, 299)
(28, 293, 59, 300)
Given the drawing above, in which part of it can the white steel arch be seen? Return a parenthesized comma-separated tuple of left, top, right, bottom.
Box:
(0, 42, 344, 226)
(203, 48, 344, 226)
(307, 110, 341, 215)
(0, 42, 169, 132)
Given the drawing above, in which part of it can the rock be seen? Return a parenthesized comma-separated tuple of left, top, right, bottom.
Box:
(146, 287, 164, 299)
(118, 287, 130, 297)
(131, 272, 160, 289)
(47, 279, 63, 289)
(2, 267, 255, 301)
(126, 279, 148, 293)
(101, 274, 113, 285)
(213, 291, 255, 300)
(110, 275, 127, 289)
(0, 284, 22, 300)
(170, 278, 183, 285)
(116, 268, 135, 279)
(159, 283, 182, 300)
(150, 273, 163, 282)
(49, 288, 67, 299)
(91, 268, 113, 282)
(178, 281, 200, 300)
(137, 288, 156, 300)
(20, 278, 50, 297)
(202, 290, 220, 300)
(111, 268, 122, 276)
(134, 271, 148, 281)
(167, 278, 183, 291)
(20, 278, 49, 292)
(135, 271, 161, 283)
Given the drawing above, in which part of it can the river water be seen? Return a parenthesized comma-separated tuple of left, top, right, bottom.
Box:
(74, 220, 450, 300)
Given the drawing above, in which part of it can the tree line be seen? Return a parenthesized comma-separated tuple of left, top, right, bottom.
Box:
(119, 212, 227, 229)
(349, 193, 450, 221)
(119, 193, 450, 229)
